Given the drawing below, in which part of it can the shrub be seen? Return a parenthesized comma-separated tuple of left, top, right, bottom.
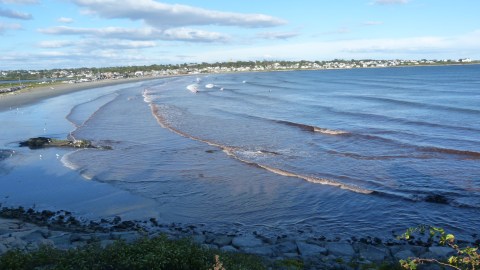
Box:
(398, 225, 479, 270)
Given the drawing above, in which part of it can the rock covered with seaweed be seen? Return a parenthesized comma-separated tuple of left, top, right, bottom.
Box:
(19, 137, 112, 150)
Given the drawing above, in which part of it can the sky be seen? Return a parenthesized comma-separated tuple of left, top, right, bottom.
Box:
(0, 0, 479, 70)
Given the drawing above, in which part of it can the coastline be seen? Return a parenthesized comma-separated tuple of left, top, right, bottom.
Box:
(0, 76, 160, 112)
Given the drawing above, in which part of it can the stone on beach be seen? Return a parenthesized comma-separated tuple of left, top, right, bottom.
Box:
(232, 234, 263, 249)
(325, 242, 356, 257)
(296, 241, 327, 257)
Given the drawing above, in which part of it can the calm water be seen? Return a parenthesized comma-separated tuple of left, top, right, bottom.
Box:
(2, 65, 480, 240)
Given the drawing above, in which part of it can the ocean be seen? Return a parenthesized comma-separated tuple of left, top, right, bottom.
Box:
(1, 65, 479, 240)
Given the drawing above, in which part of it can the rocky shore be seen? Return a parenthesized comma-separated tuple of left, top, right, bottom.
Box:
(1, 206, 473, 269)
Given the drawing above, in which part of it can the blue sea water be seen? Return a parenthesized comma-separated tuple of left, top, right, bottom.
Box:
(1, 65, 479, 240)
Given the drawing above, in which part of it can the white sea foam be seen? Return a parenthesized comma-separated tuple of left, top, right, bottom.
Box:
(313, 127, 349, 135)
(60, 150, 81, 170)
(187, 84, 199, 93)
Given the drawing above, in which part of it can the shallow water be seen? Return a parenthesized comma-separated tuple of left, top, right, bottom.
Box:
(1, 65, 479, 240)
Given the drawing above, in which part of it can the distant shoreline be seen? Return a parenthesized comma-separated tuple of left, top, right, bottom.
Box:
(0, 76, 160, 112)
(1, 63, 478, 112)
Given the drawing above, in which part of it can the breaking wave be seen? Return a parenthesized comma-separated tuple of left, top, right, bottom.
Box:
(143, 90, 373, 195)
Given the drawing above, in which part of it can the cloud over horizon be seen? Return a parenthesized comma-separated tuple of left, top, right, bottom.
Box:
(39, 25, 230, 42)
(372, 0, 409, 5)
(70, 0, 286, 29)
(0, 0, 39, 4)
(256, 31, 299, 40)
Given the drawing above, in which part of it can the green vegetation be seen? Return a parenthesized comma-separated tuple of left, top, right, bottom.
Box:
(0, 235, 266, 270)
(398, 226, 480, 270)
(274, 258, 304, 270)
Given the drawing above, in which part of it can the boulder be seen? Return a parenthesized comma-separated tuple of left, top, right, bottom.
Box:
(296, 241, 328, 257)
(276, 240, 298, 253)
(232, 234, 263, 249)
(212, 235, 232, 247)
(356, 243, 390, 262)
(192, 234, 206, 244)
(325, 242, 356, 257)
(0, 243, 7, 255)
(220, 245, 238, 253)
(428, 246, 454, 259)
(394, 249, 416, 260)
(244, 245, 275, 256)
(9, 238, 27, 249)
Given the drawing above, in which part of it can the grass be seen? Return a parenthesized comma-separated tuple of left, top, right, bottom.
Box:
(0, 235, 266, 270)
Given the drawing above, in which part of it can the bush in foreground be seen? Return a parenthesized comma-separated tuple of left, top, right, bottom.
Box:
(399, 226, 480, 270)
(0, 235, 266, 270)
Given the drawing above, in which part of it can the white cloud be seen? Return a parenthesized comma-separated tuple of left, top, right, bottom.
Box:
(0, 0, 39, 4)
(362, 21, 383, 26)
(162, 28, 230, 42)
(0, 22, 22, 33)
(39, 25, 229, 42)
(70, 0, 286, 28)
(372, 0, 409, 5)
(0, 8, 32, 20)
(38, 40, 75, 48)
(57, 17, 74, 23)
(257, 31, 299, 40)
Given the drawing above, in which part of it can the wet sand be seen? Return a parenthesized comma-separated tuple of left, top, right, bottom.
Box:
(0, 77, 159, 112)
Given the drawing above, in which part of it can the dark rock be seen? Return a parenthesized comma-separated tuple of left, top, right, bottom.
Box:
(149, 218, 158, 226)
(373, 237, 382, 245)
(113, 220, 136, 230)
(424, 194, 449, 204)
(41, 210, 55, 219)
(19, 137, 109, 150)
(19, 137, 51, 149)
(112, 216, 121, 224)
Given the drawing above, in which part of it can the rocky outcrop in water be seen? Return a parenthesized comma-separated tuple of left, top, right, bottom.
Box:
(19, 137, 111, 150)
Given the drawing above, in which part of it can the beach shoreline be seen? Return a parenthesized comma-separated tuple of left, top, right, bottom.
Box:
(0, 76, 161, 112)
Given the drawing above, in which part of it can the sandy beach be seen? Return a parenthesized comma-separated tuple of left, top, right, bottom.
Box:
(0, 77, 159, 112)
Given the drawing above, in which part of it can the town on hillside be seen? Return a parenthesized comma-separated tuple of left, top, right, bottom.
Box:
(1, 58, 476, 94)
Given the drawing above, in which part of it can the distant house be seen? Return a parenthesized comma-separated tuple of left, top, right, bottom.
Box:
(459, 58, 472, 63)
(135, 71, 144, 77)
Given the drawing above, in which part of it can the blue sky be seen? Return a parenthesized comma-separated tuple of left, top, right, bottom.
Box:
(1, 0, 479, 70)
